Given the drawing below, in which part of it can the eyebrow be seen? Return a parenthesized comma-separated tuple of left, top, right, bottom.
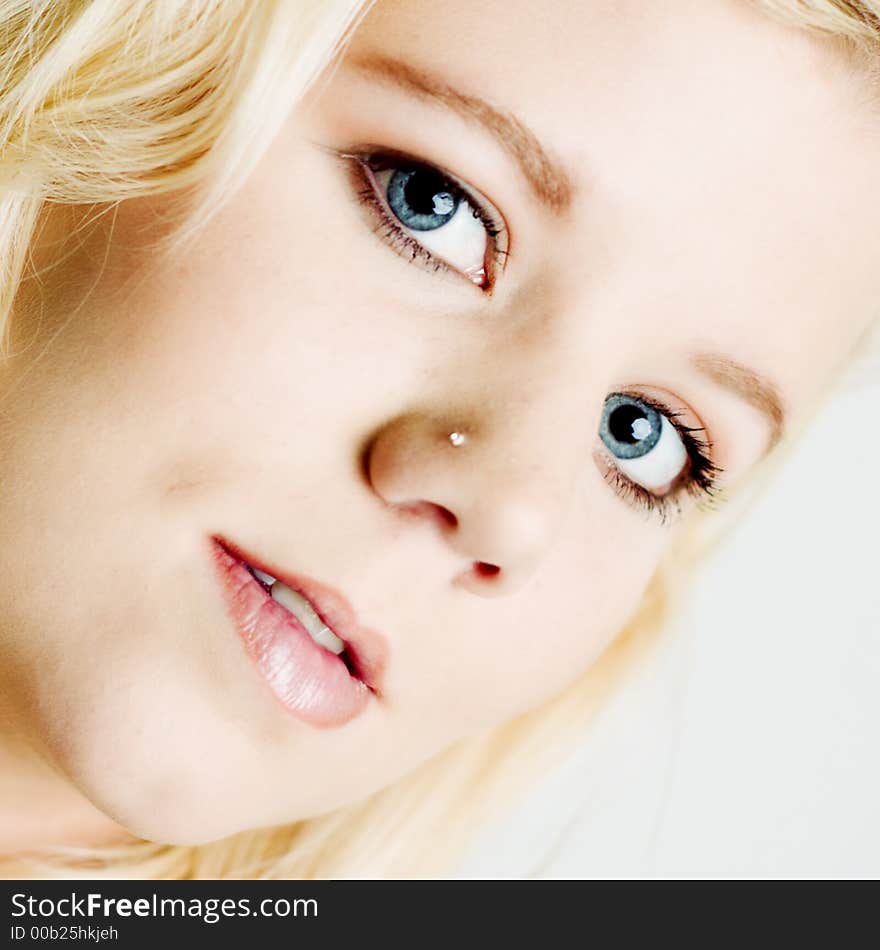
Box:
(692, 353, 786, 450)
(347, 54, 574, 214)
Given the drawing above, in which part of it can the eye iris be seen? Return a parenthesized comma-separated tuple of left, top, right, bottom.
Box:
(600, 395, 662, 459)
(387, 167, 460, 231)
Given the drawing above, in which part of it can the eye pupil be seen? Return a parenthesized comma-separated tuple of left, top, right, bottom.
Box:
(609, 404, 652, 444)
(600, 394, 663, 459)
(388, 167, 460, 231)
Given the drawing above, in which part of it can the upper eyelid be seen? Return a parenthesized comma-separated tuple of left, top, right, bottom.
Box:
(332, 144, 509, 236)
(356, 148, 471, 195)
(613, 388, 715, 456)
(339, 145, 471, 188)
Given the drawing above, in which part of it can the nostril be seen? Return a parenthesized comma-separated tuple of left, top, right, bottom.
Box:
(474, 561, 500, 578)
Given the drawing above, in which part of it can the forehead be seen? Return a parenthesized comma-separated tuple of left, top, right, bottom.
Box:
(346, 0, 880, 408)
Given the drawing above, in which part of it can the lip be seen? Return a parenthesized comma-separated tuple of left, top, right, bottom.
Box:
(209, 535, 388, 728)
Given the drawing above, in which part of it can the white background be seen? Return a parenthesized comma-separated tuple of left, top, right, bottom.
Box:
(454, 360, 879, 879)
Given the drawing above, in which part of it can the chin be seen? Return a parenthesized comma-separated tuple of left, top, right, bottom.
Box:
(79, 774, 247, 848)
(43, 725, 243, 848)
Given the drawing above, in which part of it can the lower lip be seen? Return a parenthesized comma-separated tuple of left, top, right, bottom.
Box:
(210, 540, 370, 728)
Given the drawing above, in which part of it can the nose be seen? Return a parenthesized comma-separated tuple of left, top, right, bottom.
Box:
(364, 385, 591, 596)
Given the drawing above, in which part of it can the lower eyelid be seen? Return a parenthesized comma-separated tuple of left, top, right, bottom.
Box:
(599, 462, 683, 523)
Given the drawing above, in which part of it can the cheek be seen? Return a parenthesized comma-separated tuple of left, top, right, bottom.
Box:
(92, 143, 424, 447)
(502, 537, 665, 714)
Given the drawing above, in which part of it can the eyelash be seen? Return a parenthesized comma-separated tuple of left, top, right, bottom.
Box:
(330, 147, 722, 522)
(337, 148, 508, 289)
(599, 392, 724, 524)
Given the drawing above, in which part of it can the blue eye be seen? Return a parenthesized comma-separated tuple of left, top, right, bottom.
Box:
(338, 148, 507, 289)
(371, 161, 495, 286)
(600, 394, 663, 460)
(386, 167, 461, 231)
(600, 393, 688, 493)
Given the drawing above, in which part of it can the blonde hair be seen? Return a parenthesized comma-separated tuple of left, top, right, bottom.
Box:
(1, 0, 878, 879)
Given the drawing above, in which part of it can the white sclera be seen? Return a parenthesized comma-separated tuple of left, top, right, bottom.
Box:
(376, 169, 487, 283)
(613, 413, 688, 490)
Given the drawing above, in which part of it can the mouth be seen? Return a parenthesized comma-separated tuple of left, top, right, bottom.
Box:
(209, 535, 387, 728)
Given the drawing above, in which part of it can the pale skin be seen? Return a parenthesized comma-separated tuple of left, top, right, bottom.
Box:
(1, 0, 878, 858)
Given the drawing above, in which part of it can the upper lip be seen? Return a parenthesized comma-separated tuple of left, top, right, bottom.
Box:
(213, 535, 389, 696)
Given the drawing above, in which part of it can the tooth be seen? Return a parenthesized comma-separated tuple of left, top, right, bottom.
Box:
(270, 583, 318, 629)
(270, 581, 345, 655)
(310, 624, 347, 654)
(252, 567, 276, 586)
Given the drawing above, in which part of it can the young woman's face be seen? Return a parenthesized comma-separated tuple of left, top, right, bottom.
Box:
(1, 0, 877, 845)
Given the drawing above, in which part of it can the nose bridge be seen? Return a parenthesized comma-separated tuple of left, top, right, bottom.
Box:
(459, 345, 595, 538)
(457, 350, 589, 499)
